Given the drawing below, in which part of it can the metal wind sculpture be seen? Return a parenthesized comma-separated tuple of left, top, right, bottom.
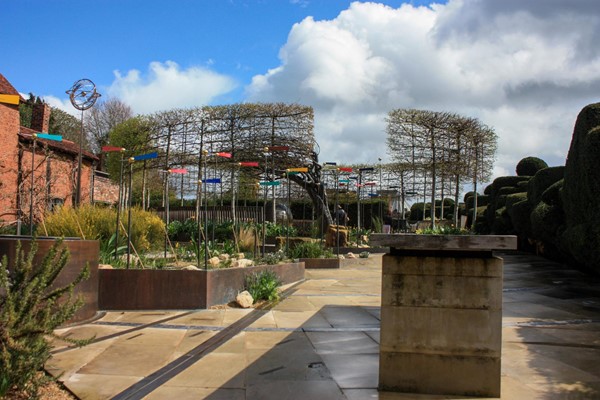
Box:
(66, 78, 101, 207)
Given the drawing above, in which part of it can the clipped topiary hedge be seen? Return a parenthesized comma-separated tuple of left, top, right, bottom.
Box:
(465, 194, 489, 210)
(527, 166, 565, 206)
(505, 192, 528, 209)
(562, 103, 600, 272)
(508, 200, 533, 239)
(541, 179, 564, 208)
(490, 176, 531, 195)
(516, 156, 548, 177)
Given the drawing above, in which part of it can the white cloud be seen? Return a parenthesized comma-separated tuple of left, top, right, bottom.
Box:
(246, 0, 600, 186)
(107, 61, 237, 114)
(43, 95, 80, 117)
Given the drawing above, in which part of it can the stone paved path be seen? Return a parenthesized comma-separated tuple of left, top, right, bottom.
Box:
(48, 252, 600, 399)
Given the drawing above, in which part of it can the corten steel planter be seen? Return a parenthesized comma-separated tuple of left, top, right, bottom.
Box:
(0, 236, 99, 324)
(370, 233, 517, 398)
(98, 262, 304, 310)
(301, 257, 372, 269)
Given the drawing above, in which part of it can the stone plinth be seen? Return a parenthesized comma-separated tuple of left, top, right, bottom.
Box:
(371, 233, 516, 397)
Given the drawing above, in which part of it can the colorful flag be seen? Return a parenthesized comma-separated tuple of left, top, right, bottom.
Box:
(239, 161, 259, 167)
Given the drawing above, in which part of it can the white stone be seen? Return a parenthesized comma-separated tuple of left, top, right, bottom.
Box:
(218, 253, 230, 261)
(183, 265, 200, 270)
(98, 264, 113, 269)
(346, 252, 357, 259)
(209, 257, 221, 267)
(236, 290, 254, 308)
(232, 259, 254, 268)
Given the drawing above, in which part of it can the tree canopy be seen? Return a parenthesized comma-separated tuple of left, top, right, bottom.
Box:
(386, 109, 497, 227)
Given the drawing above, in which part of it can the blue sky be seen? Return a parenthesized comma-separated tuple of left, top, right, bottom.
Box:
(2, 0, 600, 181)
(2, 0, 432, 102)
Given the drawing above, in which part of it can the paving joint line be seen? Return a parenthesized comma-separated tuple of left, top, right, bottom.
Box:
(51, 311, 196, 355)
(110, 280, 304, 400)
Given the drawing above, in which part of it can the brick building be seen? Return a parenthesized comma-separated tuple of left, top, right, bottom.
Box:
(0, 73, 118, 229)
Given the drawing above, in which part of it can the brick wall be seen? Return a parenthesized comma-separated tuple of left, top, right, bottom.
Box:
(18, 142, 95, 223)
(94, 173, 119, 204)
(31, 103, 50, 133)
(0, 102, 20, 224)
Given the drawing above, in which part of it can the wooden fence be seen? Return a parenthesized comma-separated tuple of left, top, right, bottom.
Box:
(153, 206, 264, 224)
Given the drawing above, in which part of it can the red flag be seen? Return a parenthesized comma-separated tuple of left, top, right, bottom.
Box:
(338, 167, 353, 172)
(239, 161, 259, 167)
(217, 152, 232, 158)
(169, 168, 188, 174)
(101, 146, 125, 152)
(268, 145, 289, 152)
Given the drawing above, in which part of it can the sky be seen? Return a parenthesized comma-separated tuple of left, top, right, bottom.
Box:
(2, 0, 600, 187)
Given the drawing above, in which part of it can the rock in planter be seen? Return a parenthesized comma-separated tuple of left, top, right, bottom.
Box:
(218, 253, 230, 261)
(99, 264, 113, 269)
(209, 257, 221, 267)
(325, 224, 349, 247)
(236, 290, 254, 308)
(183, 265, 200, 270)
(346, 252, 357, 259)
(232, 259, 254, 268)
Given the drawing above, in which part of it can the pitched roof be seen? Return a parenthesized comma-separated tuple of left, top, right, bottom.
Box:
(19, 127, 99, 162)
(0, 73, 23, 98)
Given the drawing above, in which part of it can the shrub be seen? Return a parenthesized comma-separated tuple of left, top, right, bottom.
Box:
(289, 241, 332, 259)
(516, 156, 548, 177)
(44, 203, 114, 241)
(45, 205, 165, 252)
(527, 166, 565, 206)
(463, 191, 475, 202)
(124, 208, 165, 251)
(245, 270, 281, 303)
(0, 239, 90, 398)
(508, 199, 533, 238)
(531, 201, 565, 250)
(264, 222, 297, 238)
(541, 179, 564, 207)
(505, 192, 528, 209)
(490, 176, 530, 195)
(562, 103, 600, 272)
(465, 194, 489, 210)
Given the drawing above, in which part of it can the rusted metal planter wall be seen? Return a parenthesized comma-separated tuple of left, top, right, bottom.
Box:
(301, 257, 376, 269)
(98, 269, 208, 310)
(98, 262, 304, 310)
(0, 236, 99, 324)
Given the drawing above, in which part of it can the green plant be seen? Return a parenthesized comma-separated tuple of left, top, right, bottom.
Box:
(359, 251, 370, 258)
(99, 233, 128, 264)
(255, 249, 288, 266)
(264, 222, 297, 237)
(45, 205, 165, 252)
(371, 216, 383, 234)
(245, 270, 281, 303)
(417, 226, 469, 235)
(516, 156, 548, 177)
(0, 239, 91, 398)
(289, 241, 332, 259)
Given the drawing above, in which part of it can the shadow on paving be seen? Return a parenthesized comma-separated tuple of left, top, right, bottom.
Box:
(501, 252, 600, 399)
(147, 304, 382, 400)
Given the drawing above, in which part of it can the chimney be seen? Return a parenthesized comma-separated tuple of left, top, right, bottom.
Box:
(31, 103, 51, 133)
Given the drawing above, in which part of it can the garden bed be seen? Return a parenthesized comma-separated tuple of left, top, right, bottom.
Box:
(0, 235, 99, 324)
(98, 261, 304, 310)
